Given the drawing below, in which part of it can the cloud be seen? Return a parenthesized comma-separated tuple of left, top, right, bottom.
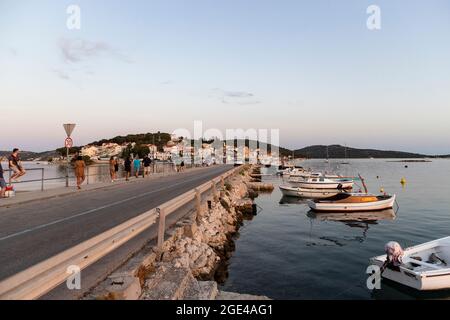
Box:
(211, 88, 261, 105)
(160, 80, 174, 85)
(53, 38, 132, 82)
(52, 68, 70, 80)
(58, 37, 133, 64)
(9, 48, 18, 56)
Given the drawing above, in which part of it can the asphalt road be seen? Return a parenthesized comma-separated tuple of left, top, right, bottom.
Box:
(0, 165, 233, 282)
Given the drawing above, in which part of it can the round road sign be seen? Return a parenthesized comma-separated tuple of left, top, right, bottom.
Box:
(65, 137, 73, 148)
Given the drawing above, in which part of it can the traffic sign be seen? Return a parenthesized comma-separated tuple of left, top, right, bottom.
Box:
(63, 123, 76, 137)
(65, 137, 73, 148)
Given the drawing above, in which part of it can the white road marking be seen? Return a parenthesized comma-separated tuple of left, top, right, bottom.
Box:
(0, 168, 226, 242)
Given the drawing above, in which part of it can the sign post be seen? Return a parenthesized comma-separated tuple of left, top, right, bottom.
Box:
(63, 124, 76, 187)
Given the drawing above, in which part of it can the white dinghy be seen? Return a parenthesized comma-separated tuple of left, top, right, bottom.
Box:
(279, 185, 342, 199)
(370, 237, 450, 291)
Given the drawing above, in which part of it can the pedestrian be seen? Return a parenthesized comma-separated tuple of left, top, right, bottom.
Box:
(109, 156, 116, 182)
(0, 157, 7, 198)
(114, 156, 119, 178)
(8, 148, 26, 184)
(180, 160, 185, 172)
(124, 156, 132, 181)
(133, 156, 141, 178)
(74, 155, 86, 189)
(143, 154, 152, 177)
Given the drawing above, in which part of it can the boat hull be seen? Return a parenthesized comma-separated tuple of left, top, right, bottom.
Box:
(296, 181, 354, 189)
(279, 186, 340, 199)
(308, 195, 396, 212)
(369, 236, 450, 291)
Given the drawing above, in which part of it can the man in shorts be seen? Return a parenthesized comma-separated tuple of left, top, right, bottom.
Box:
(143, 154, 152, 177)
(0, 157, 7, 198)
(9, 148, 26, 184)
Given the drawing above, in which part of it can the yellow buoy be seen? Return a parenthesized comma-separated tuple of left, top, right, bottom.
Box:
(400, 177, 406, 185)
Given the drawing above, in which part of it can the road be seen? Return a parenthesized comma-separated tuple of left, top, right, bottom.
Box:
(0, 165, 233, 282)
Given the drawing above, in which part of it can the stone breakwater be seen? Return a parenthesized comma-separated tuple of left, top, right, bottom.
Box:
(89, 165, 271, 300)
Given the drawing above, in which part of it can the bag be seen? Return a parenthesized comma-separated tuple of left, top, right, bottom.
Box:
(5, 186, 15, 198)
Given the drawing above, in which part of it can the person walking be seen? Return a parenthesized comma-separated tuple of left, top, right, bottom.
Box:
(0, 157, 7, 198)
(8, 148, 26, 184)
(180, 160, 185, 172)
(143, 154, 152, 177)
(74, 155, 86, 189)
(109, 156, 116, 182)
(124, 156, 132, 181)
(133, 156, 141, 178)
(114, 156, 119, 179)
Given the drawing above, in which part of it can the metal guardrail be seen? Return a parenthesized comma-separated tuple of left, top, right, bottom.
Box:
(3, 162, 180, 191)
(0, 165, 242, 300)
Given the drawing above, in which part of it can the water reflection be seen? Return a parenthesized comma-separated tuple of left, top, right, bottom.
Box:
(279, 195, 308, 205)
(306, 209, 397, 245)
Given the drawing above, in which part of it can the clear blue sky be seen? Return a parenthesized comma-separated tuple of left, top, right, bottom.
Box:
(1, 0, 449, 154)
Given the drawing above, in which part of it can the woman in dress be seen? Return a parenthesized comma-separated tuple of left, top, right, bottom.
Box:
(109, 156, 116, 182)
(74, 155, 86, 189)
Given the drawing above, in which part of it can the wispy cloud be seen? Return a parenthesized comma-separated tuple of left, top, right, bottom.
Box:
(52, 68, 70, 80)
(57, 37, 133, 64)
(53, 37, 132, 81)
(160, 80, 174, 85)
(211, 88, 261, 105)
(9, 48, 18, 57)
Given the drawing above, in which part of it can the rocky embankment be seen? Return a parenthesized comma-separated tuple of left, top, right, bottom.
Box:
(88, 165, 272, 300)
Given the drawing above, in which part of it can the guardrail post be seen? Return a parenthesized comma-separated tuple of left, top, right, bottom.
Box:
(41, 168, 44, 191)
(157, 207, 166, 248)
(212, 181, 218, 202)
(195, 188, 202, 223)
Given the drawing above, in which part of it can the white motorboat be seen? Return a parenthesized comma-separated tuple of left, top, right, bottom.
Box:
(308, 193, 396, 212)
(279, 185, 341, 199)
(289, 172, 343, 183)
(281, 167, 307, 177)
(295, 177, 354, 189)
(370, 237, 450, 291)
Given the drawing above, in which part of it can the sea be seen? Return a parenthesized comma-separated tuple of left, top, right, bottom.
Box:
(220, 158, 450, 299)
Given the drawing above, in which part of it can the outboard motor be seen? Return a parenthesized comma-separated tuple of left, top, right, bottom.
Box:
(384, 241, 404, 267)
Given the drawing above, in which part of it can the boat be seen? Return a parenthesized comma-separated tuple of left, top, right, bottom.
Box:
(279, 185, 342, 199)
(281, 167, 307, 177)
(308, 193, 396, 212)
(288, 172, 344, 182)
(295, 177, 354, 189)
(369, 237, 450, 291)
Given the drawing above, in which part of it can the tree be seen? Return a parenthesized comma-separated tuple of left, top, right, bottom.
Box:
(56, 146, 81, 158)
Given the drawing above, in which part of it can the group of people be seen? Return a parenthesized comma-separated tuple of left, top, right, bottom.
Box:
(122, 154, 153, 181)
(0, 149, 180, 194)
(73, 154, 154, 189)
(0, 148, 27, 198)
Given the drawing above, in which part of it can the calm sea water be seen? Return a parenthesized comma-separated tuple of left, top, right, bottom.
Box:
(221, 159, 450, 299)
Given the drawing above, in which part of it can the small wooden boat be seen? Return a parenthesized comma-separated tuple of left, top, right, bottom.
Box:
(370, 237, 450, 291)
(295, 177, 354, 189)
(279, 185, 341, 199)
(308, 193, 396, 212)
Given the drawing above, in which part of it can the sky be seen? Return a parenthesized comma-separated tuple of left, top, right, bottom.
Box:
(0, 0, 449, 154)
